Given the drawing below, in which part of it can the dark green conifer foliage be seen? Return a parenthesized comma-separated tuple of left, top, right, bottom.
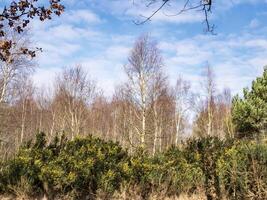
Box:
(232, 68, 267, 138)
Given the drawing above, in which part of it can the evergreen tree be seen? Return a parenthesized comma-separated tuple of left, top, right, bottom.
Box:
(232, 68, 267, 138)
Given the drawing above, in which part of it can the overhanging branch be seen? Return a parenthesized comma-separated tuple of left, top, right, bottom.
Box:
(134, 0, 215, 33)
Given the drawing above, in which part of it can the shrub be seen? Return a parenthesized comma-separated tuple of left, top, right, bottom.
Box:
(3, 133, 129, 199)
(126, 147, 204, 199)
(184, 137, 233, 200)
(161, 147, 204, 196)
(1, 133, 267, 200)
(0, 161, 8, 193)
(218, 140, 267, 200)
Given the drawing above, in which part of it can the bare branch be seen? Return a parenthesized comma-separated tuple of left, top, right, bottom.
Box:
(134, 0, 215, 33)
(134, 0, 170, 25)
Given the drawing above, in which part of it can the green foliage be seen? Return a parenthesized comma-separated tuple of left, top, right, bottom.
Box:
(161, 147, 204, 195)
(3, 133, 129, 199)
(232, 68, 267, 138)
(0, 161, 7, 193)
(126, 147, 203, 198)
(184, 137, 228, 200)
(218, 140, 267, 199)
(1, 133, 267, 200)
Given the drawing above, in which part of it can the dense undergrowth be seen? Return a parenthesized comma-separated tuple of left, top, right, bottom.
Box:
(0, 133, 266, 200)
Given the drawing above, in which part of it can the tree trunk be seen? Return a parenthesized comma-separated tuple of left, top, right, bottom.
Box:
(175, 112, 182, 146)
(20, 100, 26, 144)
(153, 102, 158, 156)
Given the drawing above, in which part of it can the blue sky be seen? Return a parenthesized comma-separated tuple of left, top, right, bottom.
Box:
(16, 0, 267, 97)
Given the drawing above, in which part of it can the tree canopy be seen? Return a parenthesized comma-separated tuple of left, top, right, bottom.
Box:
(232, 68, 267, 139)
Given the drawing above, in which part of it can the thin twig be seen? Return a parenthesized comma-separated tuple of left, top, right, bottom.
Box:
(134, 0, 170, 25)
(134, 0, 215, 33)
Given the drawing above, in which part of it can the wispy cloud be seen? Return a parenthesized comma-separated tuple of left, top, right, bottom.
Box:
(160, 30, 267, 94)
(66, 9, 103, 24)
(29, 0, 267, 98)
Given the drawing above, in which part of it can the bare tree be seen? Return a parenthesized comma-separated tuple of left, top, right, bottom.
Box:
(124, 34, 163, 149)
(192, 65, 216, 137)
(201, 65, 216, 136)
(89, 94, 114, 140)
(34, 86, 57, 142)
(0, 30, 35, 155)
(0, 29, 34, 104)
(150, 72, 168, 155)
(192, 66, 234, 139)
(112, 84, 137, 153)
(54, 65, 96, 139)
(15, 78, 35, 144)
(216, 87, 234, 138)
(173, 76, 191, 146)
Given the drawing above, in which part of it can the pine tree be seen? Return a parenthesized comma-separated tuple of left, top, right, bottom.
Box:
(232, 68, 267, 139)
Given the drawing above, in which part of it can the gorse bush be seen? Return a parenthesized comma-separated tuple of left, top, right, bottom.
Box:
(0, 160, 7, 193)
(218, 141, 267, 200)
(2, 133, 129, 199)
(123, 147, 203, 199)
(0, 133, 266, 200)
(158, 147, 203, 196)
(184, 137, 230, 200)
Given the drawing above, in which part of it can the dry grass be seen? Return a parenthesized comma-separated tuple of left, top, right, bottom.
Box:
(1, 187, 209, 200)
(0, 192, 208, 200)
(0, 195, 207, 200)
(109, 187, 207, 200)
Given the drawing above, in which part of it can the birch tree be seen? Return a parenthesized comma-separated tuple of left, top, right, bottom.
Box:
(203, 65, 216, 136)
(0, 30, 34, 104)
(54, 65, 96, 139)
(124, 34, 163, 149)
(16, 78, 35, 144)
(174, 76, 191, 146)
(150, 73, 168, 155)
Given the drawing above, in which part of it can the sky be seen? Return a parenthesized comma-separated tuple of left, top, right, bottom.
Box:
(7, 0, 267, 97)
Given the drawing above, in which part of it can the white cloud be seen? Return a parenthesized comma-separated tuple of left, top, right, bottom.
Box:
(216, 0, 265, 10)
(36, 42, 81, 66)
(125, 6, 203, 24)
(32, 27, 267, 98)
(248, 19, 261, 29)
(29, 0, 267, 99)
(244, 39, 267, 49)
(91, 0, 203, 24)
(32, 67, 61, 90)
(65, 9, 103, 24)
(33, 32, 131, 97)
(80, 59, 127, 97)
(159, 32, 267, 95)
